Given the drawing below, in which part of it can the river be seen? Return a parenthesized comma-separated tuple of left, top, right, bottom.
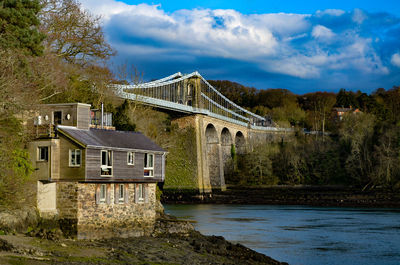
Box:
(164, 204, 400, 265)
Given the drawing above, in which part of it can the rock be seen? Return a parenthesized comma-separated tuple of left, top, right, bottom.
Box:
(152, 216, 194, 236)
(0, 207, 39, 233)
(0, 238, 13, 251)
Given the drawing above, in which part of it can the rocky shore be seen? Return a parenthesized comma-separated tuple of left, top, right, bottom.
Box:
(0, 229, 285, 265)
(0, 209, 286, 265)
(162, 185, 400, 208)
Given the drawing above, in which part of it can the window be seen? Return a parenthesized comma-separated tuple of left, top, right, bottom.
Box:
(138, 184, 144, 202)
(101, 150, 112, 176)
(127, 152, 135, 165)
(69, 149, 81, 167)
(99, 184, 106, 203)
(38, 146, 48, 161)
(144, 153, 154, 177)
(118, 184, 124, 202)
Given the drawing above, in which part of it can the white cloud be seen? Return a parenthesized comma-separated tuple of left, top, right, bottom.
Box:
(311, 25, 335, 40)
(79, 1, 391, 80)
(391, 53, 400, 67)
(352, 8, 367, 24)
(316, 9, 345, 17)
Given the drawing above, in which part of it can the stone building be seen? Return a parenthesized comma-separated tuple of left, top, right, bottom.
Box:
(29, 103, 167, 239)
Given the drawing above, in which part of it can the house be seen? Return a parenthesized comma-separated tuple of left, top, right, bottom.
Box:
(29, 103, 167, 239)
(333, 106, 361, 121)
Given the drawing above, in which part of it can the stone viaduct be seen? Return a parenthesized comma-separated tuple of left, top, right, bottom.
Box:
(172, 114, 291, 193)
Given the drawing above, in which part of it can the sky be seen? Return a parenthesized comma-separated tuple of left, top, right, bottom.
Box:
(80, 0, 400, 94)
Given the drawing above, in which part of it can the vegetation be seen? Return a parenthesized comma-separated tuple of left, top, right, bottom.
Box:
(0, 0, 117, 208)
(214, 80, 400, 189)
(1, 0, 399, 209)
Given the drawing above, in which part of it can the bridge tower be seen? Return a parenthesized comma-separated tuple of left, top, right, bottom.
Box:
(172, 75, 250, 192)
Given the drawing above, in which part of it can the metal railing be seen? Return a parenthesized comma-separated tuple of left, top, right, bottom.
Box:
(90, 110, 113, 127)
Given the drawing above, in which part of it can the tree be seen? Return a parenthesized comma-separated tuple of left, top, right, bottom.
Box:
(270, 97, 305, 127)
(373, 125, 400, 188)
(339, 112, 375, 188)
(208, 80, 256, 108)
(0, 49, 39, 207)
(335, 89, 358, 108)
(382, 86, 400, 124)
(0, 0, 45, 55)
(40, 0, 115, 65)
(301, 92, 336, 138)
(256, 89, 297, 109)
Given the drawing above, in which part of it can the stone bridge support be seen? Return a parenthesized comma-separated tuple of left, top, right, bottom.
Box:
(172, 114, 292, 193)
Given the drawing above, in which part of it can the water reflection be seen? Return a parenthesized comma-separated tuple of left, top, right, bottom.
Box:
(165, 204, 400, 265)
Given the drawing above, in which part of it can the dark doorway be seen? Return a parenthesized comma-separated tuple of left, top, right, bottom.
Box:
(53, 111, 62, 125)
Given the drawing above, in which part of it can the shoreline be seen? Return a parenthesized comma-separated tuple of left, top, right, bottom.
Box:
(0, 227, 286, 265)
(0, 210, 286, 265)
(161, 185, 400, 208)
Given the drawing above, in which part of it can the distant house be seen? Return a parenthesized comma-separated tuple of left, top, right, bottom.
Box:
(29, 103, 166, 239)
(333, 106, 361, 121)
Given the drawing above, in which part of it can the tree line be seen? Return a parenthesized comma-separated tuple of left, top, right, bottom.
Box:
(210, 81, 400, 190)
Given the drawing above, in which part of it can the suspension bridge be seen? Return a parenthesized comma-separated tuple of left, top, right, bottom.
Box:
(115, 71, 288, 131)
(114, 71, 292, 192)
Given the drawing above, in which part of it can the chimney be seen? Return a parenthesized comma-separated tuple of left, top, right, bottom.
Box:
(101, 102, 104, 129)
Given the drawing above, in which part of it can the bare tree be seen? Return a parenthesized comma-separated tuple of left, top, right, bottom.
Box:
(40, 0, 115, 65)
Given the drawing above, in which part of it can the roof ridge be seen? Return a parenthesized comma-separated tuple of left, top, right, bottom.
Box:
(89, 128, 142, 134)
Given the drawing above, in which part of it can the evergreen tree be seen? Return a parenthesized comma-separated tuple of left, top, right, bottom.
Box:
(0, 0, 45, 55)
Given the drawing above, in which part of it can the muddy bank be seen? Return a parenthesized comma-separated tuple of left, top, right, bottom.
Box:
(0, 229, 286, 265)
(162, 186, 400, 208)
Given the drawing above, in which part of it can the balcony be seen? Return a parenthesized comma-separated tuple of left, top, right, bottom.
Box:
(90, 110, 115, 130)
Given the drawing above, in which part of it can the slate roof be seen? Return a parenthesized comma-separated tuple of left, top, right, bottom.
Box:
(58, 126, 165, 152)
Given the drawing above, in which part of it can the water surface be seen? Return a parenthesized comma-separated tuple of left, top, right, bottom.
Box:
(165, 204, 400, 265)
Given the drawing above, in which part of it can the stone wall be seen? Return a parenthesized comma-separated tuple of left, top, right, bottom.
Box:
(248, 130, 293, 149)
(37, 181, 57, 218)
(37, 181, 158, 239)
(76, 183, 157, 239)
(56, 182, 78, 219)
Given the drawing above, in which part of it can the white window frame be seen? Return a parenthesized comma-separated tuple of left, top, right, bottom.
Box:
(69, 149, 81, 167)
(144, 153, 154, 177)
(99, 184, 106, 203)
(37, 146, 48, 161)
(118, 184, 124, 202)
(127, 152, 135, 165)
(101, 150, 113, 176)
(138, 184, 144, 202)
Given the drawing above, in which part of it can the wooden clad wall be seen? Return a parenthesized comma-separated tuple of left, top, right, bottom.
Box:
(154, 154, 162, 178)
(50, 105, 77, 127)
(76, 104, 90, 130)
(86, 148, 100, 179)
(85, 148, 163, 181)
(113, 151, 143, 179)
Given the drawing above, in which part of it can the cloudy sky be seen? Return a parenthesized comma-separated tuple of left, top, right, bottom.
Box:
(81, 0, 400, 94)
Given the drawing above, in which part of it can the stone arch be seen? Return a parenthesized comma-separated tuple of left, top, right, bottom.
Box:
(221, 128, 233, 175)
(205, 124, 221, 188)
(235, 131, 246, 154)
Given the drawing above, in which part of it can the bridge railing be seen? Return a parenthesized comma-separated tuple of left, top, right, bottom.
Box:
(114, 71, 286, 130)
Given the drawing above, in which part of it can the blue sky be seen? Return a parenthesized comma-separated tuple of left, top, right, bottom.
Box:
(81, 0, 400, 94)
